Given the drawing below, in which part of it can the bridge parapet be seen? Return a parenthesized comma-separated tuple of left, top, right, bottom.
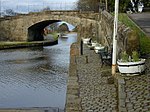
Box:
(0, 10, 99, 22)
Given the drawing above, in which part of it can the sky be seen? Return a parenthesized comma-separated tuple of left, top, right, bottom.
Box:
(1, 0, 78, 13)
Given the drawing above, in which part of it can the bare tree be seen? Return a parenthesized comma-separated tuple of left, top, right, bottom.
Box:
(105, 0, 108, 11)
(76, 0, 100, 12)
(5, 9, 17, 16)
(76, 0, 109, 12)
(42, 6, 50, 11)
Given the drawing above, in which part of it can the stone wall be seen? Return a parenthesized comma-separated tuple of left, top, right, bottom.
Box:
(99, 11, 139, 55)
(77, 10, 139, 57)
(0, 17, 30, 41)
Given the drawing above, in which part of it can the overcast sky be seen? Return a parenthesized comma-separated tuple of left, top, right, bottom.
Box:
(1, 0, 78, 13)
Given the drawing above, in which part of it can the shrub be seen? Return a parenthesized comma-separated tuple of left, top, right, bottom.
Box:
(132, 51, 139, 62)
(121, 51, 128, 62)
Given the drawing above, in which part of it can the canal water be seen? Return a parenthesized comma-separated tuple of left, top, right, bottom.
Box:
(0, 33, 77, 110)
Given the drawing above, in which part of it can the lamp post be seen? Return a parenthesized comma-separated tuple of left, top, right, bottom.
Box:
(112, 0, 119, 75)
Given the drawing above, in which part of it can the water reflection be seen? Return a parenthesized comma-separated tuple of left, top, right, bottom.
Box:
(0, 33, 77, 110)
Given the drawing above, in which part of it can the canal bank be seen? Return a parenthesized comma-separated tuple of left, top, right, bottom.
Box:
(0, 108, 63, 112)
(66, 42, 150, 112)
(0, 40, 58, 50)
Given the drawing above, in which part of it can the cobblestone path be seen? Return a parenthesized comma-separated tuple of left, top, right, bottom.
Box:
(118, 58, 150, 112)
(77, 45, 118, 112)
(66, 44, 118, 112)
(66, 43, 149, 112)
(125, 75, 149, 112)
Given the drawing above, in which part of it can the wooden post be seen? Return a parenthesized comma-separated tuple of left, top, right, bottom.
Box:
(81, 40, 83, 55)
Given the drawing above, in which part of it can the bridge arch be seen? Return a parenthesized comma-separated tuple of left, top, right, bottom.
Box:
(0, 11, 82, 41)
(28, 20, 60, 41)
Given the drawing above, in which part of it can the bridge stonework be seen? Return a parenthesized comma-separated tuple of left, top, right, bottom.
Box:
(0, 10, 139, 55)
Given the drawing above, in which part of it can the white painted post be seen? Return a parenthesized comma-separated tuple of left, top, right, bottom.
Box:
(112, 0, 119, 75)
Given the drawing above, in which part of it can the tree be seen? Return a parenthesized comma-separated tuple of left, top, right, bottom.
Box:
(105, 0, 108, 11)
(58, 23, 69, 32)
(76, 0, 145, 12)
(0, 12, 5, 17)
(76, 0, 100, 12)
(5, 9, 17, 16)
(143, 0, 150, 8)
(76, 0, 111, 12)
(42, 6, 51, 11)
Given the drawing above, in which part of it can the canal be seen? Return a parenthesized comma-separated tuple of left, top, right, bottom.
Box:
(0, 33, 77, 110)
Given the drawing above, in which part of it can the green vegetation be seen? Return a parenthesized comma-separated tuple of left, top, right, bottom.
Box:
(0, 41, 34, 49)
(120, 51, 141, 62)
(0, 33, 59, 49)
(51, 32, 59, 41)
(76, 0, 150, 12)
(118, 13, 150, 54)
(0, 41, 49, 45)
(121, 51, 128, 62)
(132, 51, 139, 62)
(0, 42, 32, 46)
(0, 41, 55, 49)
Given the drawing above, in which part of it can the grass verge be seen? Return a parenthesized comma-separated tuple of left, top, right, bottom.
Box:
(0, 40, 57, 50)
(51, 32, 59, 41)
(118, 13, 150, 55)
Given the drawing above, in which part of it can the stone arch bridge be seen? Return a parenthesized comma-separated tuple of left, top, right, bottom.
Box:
(0, 10, 138, 54)
(0, 10, 98, 41)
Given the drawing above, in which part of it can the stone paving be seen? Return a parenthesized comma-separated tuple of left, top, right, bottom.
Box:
(77, 46, 117, 112)
(66, 42, 150, 112)
(117, 58, 150, 112)
(66, 43, 118, 112)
